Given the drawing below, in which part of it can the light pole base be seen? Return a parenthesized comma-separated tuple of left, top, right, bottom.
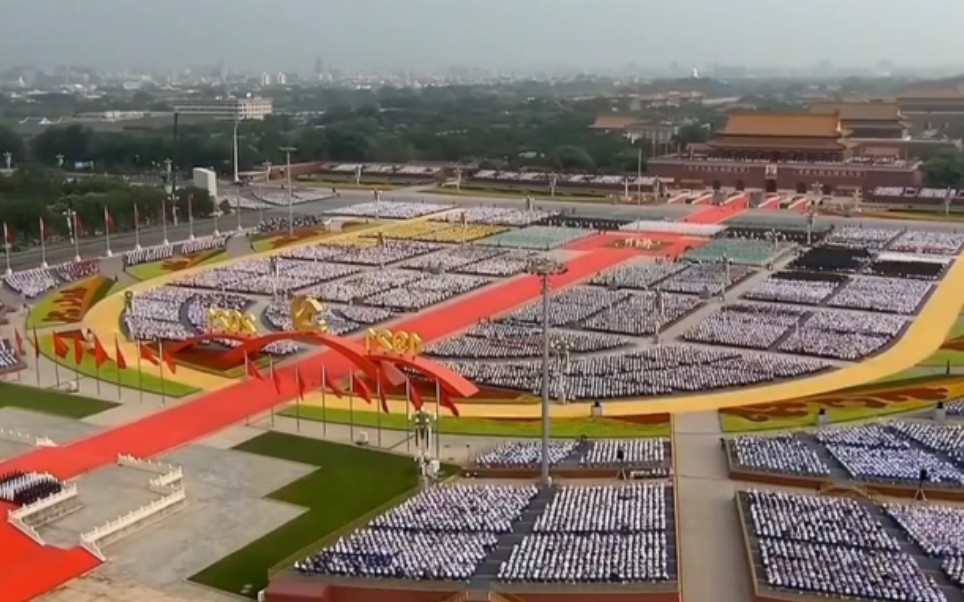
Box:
(5, 267, 11, 276)
(135, 244, 142, 251)
(162, 239, 169, 245)
(189, 234, 195, 241)
(74, 255, 81, 263)
(213, 229, 220, 236)
(41, 261, 48, 269)
(105, 249, 112, 257)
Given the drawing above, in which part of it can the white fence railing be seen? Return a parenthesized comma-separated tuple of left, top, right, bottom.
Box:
(0, 428, 56, 447)
(7, 514, 44, 545)
(80, 487, 186, 547)
(80, 538, 105, 562)
(149, 468, 183, 492)
(117, 453, 175, 475)
(8, 483, 78, 521)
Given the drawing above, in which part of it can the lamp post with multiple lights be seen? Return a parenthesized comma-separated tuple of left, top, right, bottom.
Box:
(280, 146, 297, 237)
(525, 256, 568, 485)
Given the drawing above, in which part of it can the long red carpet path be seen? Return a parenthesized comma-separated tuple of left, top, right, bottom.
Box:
(0, 236, 637, 600)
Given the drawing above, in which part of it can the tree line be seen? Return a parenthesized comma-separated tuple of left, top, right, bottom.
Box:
(0, 167, 212, 248)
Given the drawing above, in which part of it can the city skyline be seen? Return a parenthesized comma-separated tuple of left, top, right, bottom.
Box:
(2, 0, 963, 73)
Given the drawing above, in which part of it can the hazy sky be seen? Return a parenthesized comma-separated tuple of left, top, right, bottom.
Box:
(1, 0, 962, 72)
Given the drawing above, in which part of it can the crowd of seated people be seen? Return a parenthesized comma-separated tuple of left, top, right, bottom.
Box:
(399, 245, 505, 272)
(948, 400, 964, 417)
(944, 557, 964, 588)
(480, 225, 592, 250)
(823, 226, 902, 251)
(124, 286, 251, 341)
(454, 250, 535, 277)
(295, 484, 534, 581)
(263, 303, 394, 335)
(504, 286, 630, 328)
(868, 255, 949, 281)
(579, 291, 702, 337)
(475, 440, 578, 467)
(886, 504, 964, 558)
(364, 274, 490, 311)
(325, 201, 454, 219)
(324, 240, 446, 266)
(744, 490, 946, 602)
(180, 233, 230, 255)
(437, 207, 556, 227)
(425, 322, 629, 359)
(370, 485, 537, 534)
(172, 257, 361, 296)
(124, 243, 174, 266)
(888, 422, 964, 465)
(778, 310, 909, 361)
(590, 262, 686, 291)
(0, 471, 63, 505)
(447, 346, 830, 400)
(581, 439, 669, 471)
(828, 276, 931, 315)
(500, 484, 672, 584)
(683, 238, 793, 266)
(682, 304, 806, 350)
(743, 271, 846, 305)
(658, 263, 755, 296)
(302, 269, 423, 303)
(888, 230, 964, 256)
(729, 435, 830, 477)
(258, 214, 332, 234)
(0, 339, 21, 369)
(3, 260, 98, 299)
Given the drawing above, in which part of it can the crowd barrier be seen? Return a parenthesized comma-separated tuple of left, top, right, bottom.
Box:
(7, 514, 44, 545)
(0, 428, 56, 447)
(148, 467, 184, 493)
(80, 486, 187, 550)
(117, 453, 175, 475)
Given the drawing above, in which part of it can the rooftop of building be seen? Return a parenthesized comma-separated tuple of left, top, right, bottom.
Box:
(809, 100, 904, 122)
(898, 83, 964, 100)
(717, 111, 844, 139)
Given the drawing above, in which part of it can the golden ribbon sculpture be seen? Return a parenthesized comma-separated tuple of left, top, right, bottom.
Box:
(206, 308, 258, 336)
(290, 295, 328, 333)
(365, 328, 423, 356)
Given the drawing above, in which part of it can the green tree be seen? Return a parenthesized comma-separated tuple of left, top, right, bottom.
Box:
(923, 150, 964, 188)
(547, 145, 596, 171)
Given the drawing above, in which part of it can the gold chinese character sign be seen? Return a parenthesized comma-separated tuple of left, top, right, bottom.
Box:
(206, 308, 258, 336)
(365, 328, 422, 356)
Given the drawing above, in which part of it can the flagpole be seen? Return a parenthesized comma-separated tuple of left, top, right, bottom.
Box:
(94, 346, 101, 395)
(296, 373, 301, 434)
(321, 365, 327, 438)
(188, 195, 195, 240)
(137, 343, 144, 403)
(376, 371, 382, 448)
(3, 223, 11, 276)
(405, 378, 411, 453)
(435, 379, 441, 460)
(269, 358, 275, 428)
(33, 341, 40, 387)
(72, 213, 81, 263)
(349, 371, 355, 443)
(54, 356, 60, 389)
(104, 207, 112, 257)
(162, 199, 169, 245)
(244, 353, 250, 426)
(40, 217, 48, 268)
(115, 338, 122, 401)
(158, 340, 166, 407)
(134, 205, 141, 250)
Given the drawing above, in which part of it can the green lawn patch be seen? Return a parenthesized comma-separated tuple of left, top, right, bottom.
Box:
(280, 405, 670, 438)
(719, 398, 938, 433)
(0, 381, 117, 418)
(38, 333, 198, 398)
(190, 432, 447, 597)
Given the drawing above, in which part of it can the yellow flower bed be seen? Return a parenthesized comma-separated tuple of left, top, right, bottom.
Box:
(422, 224, 509, 242)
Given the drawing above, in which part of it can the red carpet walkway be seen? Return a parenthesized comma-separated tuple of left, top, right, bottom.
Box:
(684, 197, 748, 225)
(0, 236, 636, 600)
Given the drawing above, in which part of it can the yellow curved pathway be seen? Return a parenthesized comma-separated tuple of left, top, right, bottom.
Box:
(84, 215, 964, 418)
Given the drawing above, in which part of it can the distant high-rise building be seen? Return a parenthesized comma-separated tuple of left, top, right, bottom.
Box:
(315, 55, 324, 79)
(276, 71, 287, 86)
(260, 71, 272, 87)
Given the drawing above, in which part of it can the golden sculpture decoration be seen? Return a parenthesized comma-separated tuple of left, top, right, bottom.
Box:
(290, 295, 328, 333)
(365, 328, 423, 356)
(206, 308, 258, 336)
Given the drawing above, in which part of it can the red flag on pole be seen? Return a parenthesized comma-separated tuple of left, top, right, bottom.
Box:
(104, 206, 114, 229)
(3, 222, 13, 245)
(133, 204, 140, 227)
(114, 336, 127, 369)
(31, 328, 40, 359)
(378, 382, 390, 414)
(72, 336, 85, 365)
(73, 213, 84, 236)
(91, 335, 109, 368)
(272, 364, 282, 394)
(138, 342, 159, 366)
(246, 355, 264, 380)
(408, 379, 424, 411)
(161, 347, 177, 374)
(440, 388, 460, 417)
(39, 217, 49, 241)
(14, 329, 24, 356)
(351, 373, 372, 405)
(187, 193, 194, 220)
(52, 331, 69, 359)
(296, 367, 306, 399)
(324, 368, 343, 398)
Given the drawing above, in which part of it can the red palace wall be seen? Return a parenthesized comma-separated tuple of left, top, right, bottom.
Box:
(648, 160, 920, 193)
